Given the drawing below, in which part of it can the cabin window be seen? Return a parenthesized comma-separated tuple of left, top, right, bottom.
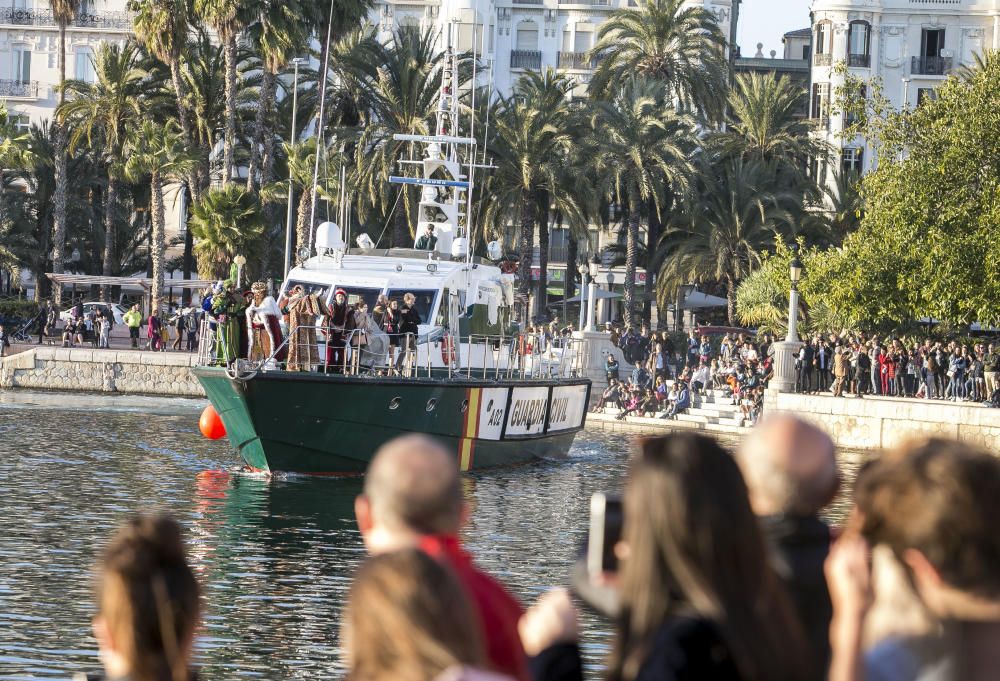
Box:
(328, 285, 380, 310)
(387, 288, 437, 325)
(281, 280, 329, 300)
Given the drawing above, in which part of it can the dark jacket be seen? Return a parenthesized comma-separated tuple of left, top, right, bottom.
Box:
(399, 305, 422, 336)
(760, 514, 832, 679)
(530, 616, 741, 681)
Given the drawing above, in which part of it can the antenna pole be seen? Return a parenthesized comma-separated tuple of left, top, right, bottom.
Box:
(307, 0, 336, 253)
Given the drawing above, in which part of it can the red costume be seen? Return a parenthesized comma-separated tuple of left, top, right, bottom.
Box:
(419, 534, 529, 681)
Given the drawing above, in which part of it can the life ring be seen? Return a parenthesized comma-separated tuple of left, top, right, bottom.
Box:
(441, 335, 457, 365)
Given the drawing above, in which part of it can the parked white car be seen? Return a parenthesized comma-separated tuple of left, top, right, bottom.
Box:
(59, 302, 128, 326)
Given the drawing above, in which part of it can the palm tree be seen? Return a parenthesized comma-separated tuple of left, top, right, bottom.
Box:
(124, 121, 199, 312)
(352, 27, 466, 248)
(244, 0, 308, 193)
(189, 184, 266, 280)
(193, 0, 254, 184)
(479, 71, 590, 311)
(49, 0, 79, 303)
(657, 158, 796, 324)
(589, 79, 695, 327)
(0, 106, 31, 227)
(59, 42, 145, 292)
(588, 0, 728, 119)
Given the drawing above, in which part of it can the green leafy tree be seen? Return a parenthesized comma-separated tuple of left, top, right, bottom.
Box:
(588, 0, 727, 118)
(589, 78, 695, 326)
(189, 184, 266, 280)
(124, 121, 199, 311)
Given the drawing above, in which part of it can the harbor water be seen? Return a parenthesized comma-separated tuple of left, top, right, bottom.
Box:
(0, 391, 866, 680)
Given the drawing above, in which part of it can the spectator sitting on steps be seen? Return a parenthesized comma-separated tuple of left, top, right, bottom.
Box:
(660, 379, 691, 419)
(354, 434, 529, 681)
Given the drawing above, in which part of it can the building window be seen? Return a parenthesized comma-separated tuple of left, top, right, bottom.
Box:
(802, 44, 809, 61)
(814, 21, 832, 65)
(842, 147, 864, 174)
(75, 47, 95, 83)
(913, 28, 950, 75)
(847, 21, 870, 67)
(11, 44, 31, 83)
(811, 82, 830, 126)
(11, 112, 29, 132)
(917, 87, 937, 105)
(844, 84, 866, 127)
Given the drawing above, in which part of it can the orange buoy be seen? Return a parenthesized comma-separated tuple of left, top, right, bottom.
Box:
(199, 405, 226, 440)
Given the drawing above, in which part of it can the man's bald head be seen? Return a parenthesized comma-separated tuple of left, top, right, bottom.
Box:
(363, 434, 462, 536)
(737, 415, 839, 517)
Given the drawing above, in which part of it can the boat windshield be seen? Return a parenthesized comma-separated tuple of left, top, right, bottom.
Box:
(331, 286, 381, 311)
(282, 280, 329, 300)
(387, 288, 438, 324)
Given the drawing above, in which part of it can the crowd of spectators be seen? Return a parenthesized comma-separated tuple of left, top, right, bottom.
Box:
(592, 326, 774, 426)
(79, 425, 1000, 681)
(796, 335, 1000, 403)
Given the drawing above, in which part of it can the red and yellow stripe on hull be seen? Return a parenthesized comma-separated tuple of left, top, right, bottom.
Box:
(459, 387, 482, 471)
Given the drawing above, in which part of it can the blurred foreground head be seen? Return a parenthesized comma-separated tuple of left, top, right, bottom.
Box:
(343, 548, 484, 681)
(857, 438, 1000, 614)
(737, 414, 839, 517)
(94, 514, 201, 681)
(612, 433, 808, 681)
(357, 435, 463, 553)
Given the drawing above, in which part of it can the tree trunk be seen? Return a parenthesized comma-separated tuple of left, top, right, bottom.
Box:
(535, 193, 549, 319)
(295, 186, 312, 264)
(644, 200, 662, 326)
(150, 171, 166, 313)
(222, 32, 238, 185)
(624, 188, 640, 328)
(169, 58, 193, 151)
(102, 177, 117, 301)
(518, 193, 536, 307)
(247, 68, 277, 193)
(51, 23, 68, 306)
(726, 273, 737, 326)
(563, 229, 577, 325)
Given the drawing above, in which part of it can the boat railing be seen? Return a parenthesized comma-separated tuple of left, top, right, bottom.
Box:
(196, 319, 584, 382)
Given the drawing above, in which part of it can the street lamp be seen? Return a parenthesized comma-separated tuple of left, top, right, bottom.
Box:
(605, 271, 615, 326)
(586, 254, 600, 331)
(234, 254, 247, 288)
(771, 245, 805, 392)
(576, 262, 588, 330)
(283, 56, 308, 282)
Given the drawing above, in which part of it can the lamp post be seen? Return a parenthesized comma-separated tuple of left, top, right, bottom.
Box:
(605, 271, 615, 326)
(234, 254, 247, 288)
(586, 254, 599, 331)
(770, 246, 805, 392)
(577, 263, 588, 330)
(283, 57, 308, 282)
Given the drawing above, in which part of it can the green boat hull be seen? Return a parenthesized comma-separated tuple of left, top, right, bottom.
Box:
(194, 366, 590, 474)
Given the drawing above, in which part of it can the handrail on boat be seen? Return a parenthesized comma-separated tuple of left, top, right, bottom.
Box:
(196, 318, 586, 382)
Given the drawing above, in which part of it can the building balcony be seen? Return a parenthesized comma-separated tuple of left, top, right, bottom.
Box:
(558, 51, 593, 70)
(558, 0, 609, 5)
(911, 56, 952, 76)
(510, 49, 542, 70)
(0, 79, 39, 98)
(814, 53, 832, 67)
(847, 53, 870, 68)
(0, 7, 134, 30)
(511, 0, 543, 5)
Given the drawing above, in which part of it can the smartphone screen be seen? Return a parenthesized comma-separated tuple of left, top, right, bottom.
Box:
(587, 493, 623, 578)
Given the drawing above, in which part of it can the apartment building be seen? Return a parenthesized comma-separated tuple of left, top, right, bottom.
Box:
(809, 0, 1000, 183)
(0, 0, 130, 129)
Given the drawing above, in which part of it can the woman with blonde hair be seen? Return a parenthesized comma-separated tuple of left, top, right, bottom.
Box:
(344, 548, 508, 681)
(78, 514, 201, 681)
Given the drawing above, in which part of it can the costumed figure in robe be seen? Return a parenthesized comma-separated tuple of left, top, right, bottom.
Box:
(283, 285, 327, 371)
(354, 302, 388, 370)
(246, 281, 286, 369)
(211, 282, 246, 366)
(324, 288, 356, 371)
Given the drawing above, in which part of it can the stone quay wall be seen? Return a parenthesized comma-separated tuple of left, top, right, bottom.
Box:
(764, 390, 1000, 451)
(0, 347, 205, 397)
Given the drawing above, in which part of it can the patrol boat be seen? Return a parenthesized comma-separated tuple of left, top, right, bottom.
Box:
(192, 45, 590, 475)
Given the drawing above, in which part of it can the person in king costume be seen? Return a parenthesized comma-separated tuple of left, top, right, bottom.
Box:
(246, 281, 286, 367)
(211, 281, 246, 366)
(283, 285, 327, 371)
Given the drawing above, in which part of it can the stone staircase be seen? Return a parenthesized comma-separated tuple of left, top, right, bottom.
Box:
(590, 389, 754, 436)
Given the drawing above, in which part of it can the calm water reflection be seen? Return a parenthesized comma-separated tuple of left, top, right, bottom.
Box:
(0, 392, 868, 680)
